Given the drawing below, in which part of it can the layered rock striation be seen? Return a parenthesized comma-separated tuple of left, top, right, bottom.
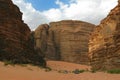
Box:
(0, 0, 45, 66)
(89, 0, 120, 70)
(35, 20, 95, 64)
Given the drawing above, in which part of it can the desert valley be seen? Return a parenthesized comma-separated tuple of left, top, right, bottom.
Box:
(0, 0, 120, 80)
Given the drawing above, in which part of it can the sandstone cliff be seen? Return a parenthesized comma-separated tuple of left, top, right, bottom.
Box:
(35, 20, 95, 65)
(0, 0, 45, 66)
(89, 0, 120, 70)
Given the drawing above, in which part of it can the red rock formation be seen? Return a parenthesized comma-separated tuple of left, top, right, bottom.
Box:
(34, 24, 49, 57)
(35, 20, 95, 65)
(0, 0, 45, 66)
(89, 0, 120, 70)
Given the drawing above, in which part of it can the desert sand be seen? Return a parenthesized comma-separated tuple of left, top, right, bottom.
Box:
(0, 61, 120, 80)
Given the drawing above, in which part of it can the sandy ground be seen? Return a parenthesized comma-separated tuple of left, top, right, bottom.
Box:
(0, 61, 120, 80)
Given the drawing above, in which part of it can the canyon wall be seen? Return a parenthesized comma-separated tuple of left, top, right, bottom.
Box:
(0, 0, 45, 66)
(35, 20, 95, 64)
(89, 0, 120, 70)
(34, 0, 120, 70)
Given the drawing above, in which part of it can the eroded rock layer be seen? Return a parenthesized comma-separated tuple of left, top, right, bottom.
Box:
(0, 0, 45, 66)
(35, 20, 95, 64)
(89, 0, 120, 70)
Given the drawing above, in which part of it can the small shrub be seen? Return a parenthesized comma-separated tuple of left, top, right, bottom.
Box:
(90, 69, 97, 73)
(45, 67, 52, 72)
(19, 64, 27, 67)
(58, 70, 69, 74)
(72, 69, 85, 74)
(27, 68, 33, 71)
(107, 69, 120, 74)
(4, 60, 15, 66)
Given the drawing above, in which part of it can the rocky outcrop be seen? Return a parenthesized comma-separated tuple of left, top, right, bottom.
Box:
(34, 24, 49, 57)
(89, 0, 120, 70)
(35, 20, 95, 64)
(0, 0, 45, 66)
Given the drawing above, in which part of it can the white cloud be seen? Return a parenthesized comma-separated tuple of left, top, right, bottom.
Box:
(12, 0, 118, 30)
(12, 0, 49, 30)
(43, 9, 62, 21)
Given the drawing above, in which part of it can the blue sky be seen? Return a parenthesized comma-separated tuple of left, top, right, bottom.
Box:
(25, 0, 59, 11)
(25, 0, 70, 11)
(12, 0, 118, 30)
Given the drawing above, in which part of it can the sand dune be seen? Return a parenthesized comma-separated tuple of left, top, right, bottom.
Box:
(0, 61, 120, 80)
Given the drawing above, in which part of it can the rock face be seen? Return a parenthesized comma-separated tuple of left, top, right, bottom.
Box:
(0, 0, 45, 66)
(34, 24, 49, 57)
(35, 20, 95, 64)
(89, 0, 120, 70)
